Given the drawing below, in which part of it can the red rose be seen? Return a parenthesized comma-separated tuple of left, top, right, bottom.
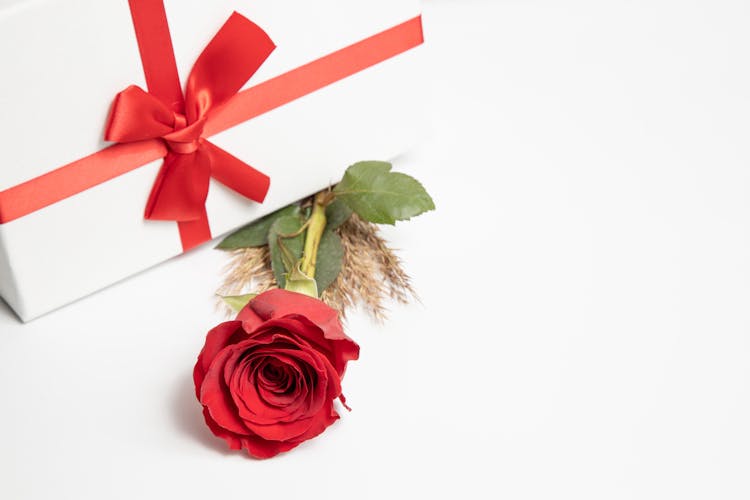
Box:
(193, 289, 360, 458)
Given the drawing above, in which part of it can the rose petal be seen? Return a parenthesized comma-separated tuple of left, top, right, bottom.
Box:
(313, 349, 342, 402)
(288, 402, 340, 445)
(225, 346, 334, 442)
(204, 405, 302, 459)
(247, 289, 351, 343)
(201, 407, 242, 450)
(194, 321, 245, 398)
(256, 358, 294, 397)
(231, 347, 325, 426)
(221, 340, 305, 424)
(256, 358, 299, 406)
(248, 317, 359, 377)
(249, 346, 331, 421)
(239, 434, 300, 459)
(236, 299, 265, 331)
(200, 346, 252, 436)
(231, 355, 300, 423)
(243, 413, 318, 442)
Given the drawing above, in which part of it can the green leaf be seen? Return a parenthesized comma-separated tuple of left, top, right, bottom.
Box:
(216, 204, 300, 249)
(220, 293, 257, 313)
(314, 229, 344, 293)
(268, 215, 305, 288)
(333, 161, 435, 225)
(284, 262, 318, 298)
(325, 198, 353, 230)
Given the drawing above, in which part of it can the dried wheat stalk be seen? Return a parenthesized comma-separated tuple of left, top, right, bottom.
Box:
(217, 213, 417, 321)
(215, 246, 274, 309)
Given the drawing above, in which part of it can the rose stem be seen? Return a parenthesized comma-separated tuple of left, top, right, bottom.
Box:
(300, 191, 329, 278)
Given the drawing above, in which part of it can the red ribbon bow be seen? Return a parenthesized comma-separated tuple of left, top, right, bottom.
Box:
(106, 10, 273, 248)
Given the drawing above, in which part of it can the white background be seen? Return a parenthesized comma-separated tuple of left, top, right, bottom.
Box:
(2, 0, 750, 498)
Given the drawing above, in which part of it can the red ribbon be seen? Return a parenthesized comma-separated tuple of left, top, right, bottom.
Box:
(0, 1, 424, 251)
(110, 4, 274, 249)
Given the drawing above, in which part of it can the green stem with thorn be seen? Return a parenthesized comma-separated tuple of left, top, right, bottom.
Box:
(300, 191, 330, 278)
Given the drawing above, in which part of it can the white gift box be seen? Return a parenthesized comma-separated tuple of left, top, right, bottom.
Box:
(0, 0, 424, 321)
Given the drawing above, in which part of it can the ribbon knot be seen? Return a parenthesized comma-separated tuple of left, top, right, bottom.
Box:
(104, 12, 274, 247)
(163, 116, 204, 154)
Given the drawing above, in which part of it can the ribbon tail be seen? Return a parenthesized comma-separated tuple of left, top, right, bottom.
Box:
(144, 150, 212, 222)
(178, 209, 212, 251)
(203, 141, 270, 203)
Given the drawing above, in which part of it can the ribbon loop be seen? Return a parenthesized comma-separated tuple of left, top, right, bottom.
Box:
(185, 12, 276, 123)
(106, 85, 175, 143)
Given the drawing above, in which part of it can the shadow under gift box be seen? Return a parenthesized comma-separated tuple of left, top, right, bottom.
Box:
(0, 0, 425, 322)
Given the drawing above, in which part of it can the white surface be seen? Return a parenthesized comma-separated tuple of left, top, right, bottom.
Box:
(0, 0, 422, 320)
(2, 0, 750, 498)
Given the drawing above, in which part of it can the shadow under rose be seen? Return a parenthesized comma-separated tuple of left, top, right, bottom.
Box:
(171, 372, 237, 456)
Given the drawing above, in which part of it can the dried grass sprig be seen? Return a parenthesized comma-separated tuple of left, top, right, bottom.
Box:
(215, 246, 274, 311)
(216, 210, 417, 321)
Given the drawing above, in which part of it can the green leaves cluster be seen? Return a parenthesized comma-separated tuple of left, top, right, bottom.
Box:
(217, 161, 434, 300)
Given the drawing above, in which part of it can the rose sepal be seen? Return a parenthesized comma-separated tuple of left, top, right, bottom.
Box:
(283, 262, 318, 298)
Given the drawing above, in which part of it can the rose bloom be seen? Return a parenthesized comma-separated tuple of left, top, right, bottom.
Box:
(193, 289, 360, 458)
